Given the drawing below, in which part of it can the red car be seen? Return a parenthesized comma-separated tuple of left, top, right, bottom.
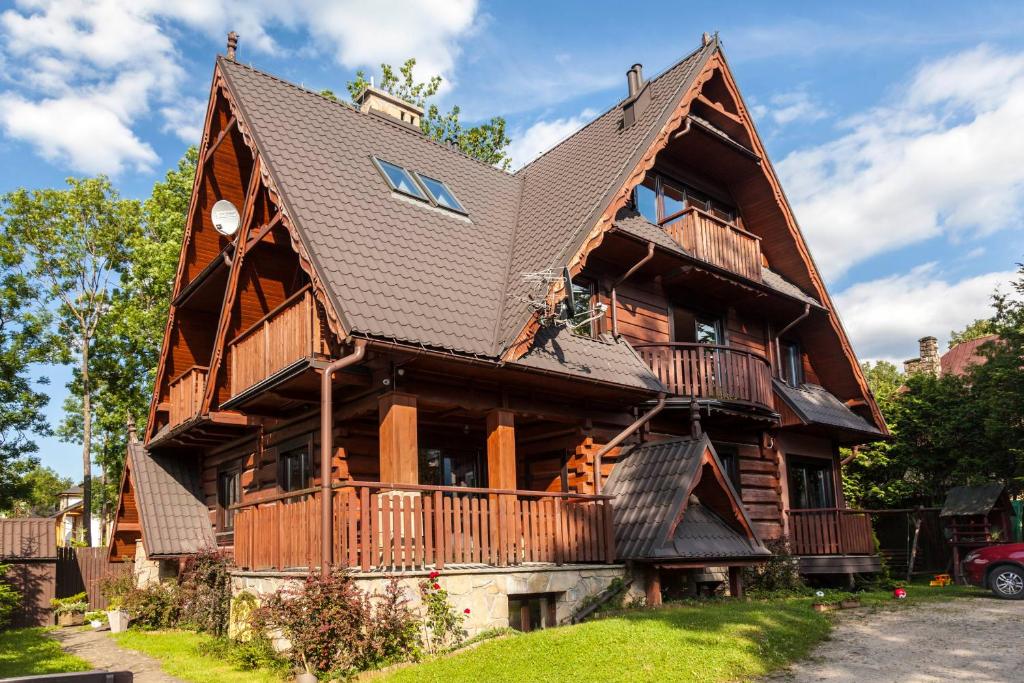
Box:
(963, 543, 1024, 599)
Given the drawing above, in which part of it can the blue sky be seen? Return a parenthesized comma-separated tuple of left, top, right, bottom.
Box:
(1, 0, 1023, 480)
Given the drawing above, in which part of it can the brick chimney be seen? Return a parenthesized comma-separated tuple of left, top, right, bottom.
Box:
(355, 85, 424, 128)
(904, 335, 941, 376)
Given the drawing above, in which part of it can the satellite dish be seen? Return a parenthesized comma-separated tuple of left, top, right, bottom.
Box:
(211, 200, 240, 236)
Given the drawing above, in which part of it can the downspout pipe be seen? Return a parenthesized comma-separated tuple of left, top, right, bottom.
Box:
(611, 241, 655, 338)
(593, 393, 666, 494)
(320, 339, 367, 570)
(774, 303, 810, 375)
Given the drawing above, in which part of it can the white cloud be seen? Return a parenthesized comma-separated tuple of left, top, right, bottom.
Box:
(778, 45, 1024, 281)
(507, 109, 597, 170)
(833, 264, 1013, 364)
(751, 89, 828, 126)
(0, 0, 480, 174)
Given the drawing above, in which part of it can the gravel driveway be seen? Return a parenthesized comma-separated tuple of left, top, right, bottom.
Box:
(769, 598, 1024, 683)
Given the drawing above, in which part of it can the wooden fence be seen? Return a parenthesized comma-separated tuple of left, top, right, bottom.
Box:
(234, 483, 616, 572)
(57, 546, 128, 610)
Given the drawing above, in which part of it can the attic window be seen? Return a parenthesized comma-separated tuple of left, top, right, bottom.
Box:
(415, 173, 466, 213)
(373, 157, 428, 201)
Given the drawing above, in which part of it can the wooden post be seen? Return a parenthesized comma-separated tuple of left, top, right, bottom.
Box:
(379, 393, 419, 484)
(486, 409, 516, 489)
(645, 566, 662, 606)
(728, 566, 744, 599)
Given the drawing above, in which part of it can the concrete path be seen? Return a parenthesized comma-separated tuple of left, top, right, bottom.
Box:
(49, 628, 183, 683)
(768, 598, 1024, 683)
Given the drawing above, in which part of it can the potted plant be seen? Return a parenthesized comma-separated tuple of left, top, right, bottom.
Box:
(51, 593, 88, 627)
(106, 597, 131, 633)
(85, 610, 107, 630)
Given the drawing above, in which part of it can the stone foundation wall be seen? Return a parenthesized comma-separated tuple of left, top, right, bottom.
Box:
(230, 564, 631, 638)
(133, 541, 177, 588)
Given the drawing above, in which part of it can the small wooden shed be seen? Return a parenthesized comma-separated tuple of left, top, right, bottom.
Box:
(940, 483, 1012, 581)
(0, 517, 58, 626)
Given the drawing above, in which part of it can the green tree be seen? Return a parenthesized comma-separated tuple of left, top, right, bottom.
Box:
(949, 318, 995, 348)
(3, 177, 141, 544)
(347, 58, 512, 169)
(5, 464, 72, 516)
(60, 148, 197, 523)
(0, 228, 49, 511)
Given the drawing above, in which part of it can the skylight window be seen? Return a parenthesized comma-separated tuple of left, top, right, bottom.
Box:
(373, 157, 427, 200)
(415, 173, 466, 213)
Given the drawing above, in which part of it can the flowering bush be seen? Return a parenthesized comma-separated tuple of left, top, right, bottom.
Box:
(253, 571, 419, 678)
(418, 571, 466, 654)
(177, 548, 232, 636)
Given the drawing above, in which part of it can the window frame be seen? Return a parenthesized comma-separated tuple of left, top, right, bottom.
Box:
(787, 455, 837, 510)
(633, 171, 739, 227)
(371, 156, 429, 202)
(217, 467, 241, 532)
(779, 339, 802, 387)
(413, 172, 468, 215)
(277, 436, 314, 494)
(568, 277, 597, 336)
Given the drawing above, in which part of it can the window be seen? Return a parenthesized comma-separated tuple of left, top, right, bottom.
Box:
(779, 340, 802, 387)
(415, 173, 466, 213)
(632, 172, 736, 225)
(279, 444, 312, 492)
(217, 469, 240, 530)
(373, 157, 428, 200)
(419, 446, 484, 488)
(714, 444, 741, 489)
(788, 457, 835, 510)
(567, 278, 596, 335)
(695, 315, 722, 344)
(508, 593, 558, 632)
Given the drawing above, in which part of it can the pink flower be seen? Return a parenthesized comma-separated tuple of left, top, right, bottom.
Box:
(433, 583, 440, 590)
(429, 571, 440, 580)
(464, 608, 471, 614)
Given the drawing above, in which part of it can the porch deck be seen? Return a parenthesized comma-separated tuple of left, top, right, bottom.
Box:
(787, 508, 881, 573)
(232, 481, 616, 573)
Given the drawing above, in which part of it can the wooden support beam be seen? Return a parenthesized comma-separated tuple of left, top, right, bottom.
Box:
(379, 392, 418, 485)
(203, 117, 237, 165)
(244, 213, 283, 250)
(729, 566, 744, 599)
(486, 409, 516, 490)
(645, 566, 662, 607)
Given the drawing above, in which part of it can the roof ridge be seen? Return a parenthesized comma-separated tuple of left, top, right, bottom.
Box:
(513, 40, 711, 176)
(217, 57, 516, 179)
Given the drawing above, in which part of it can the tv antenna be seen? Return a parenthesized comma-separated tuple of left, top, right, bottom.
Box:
(518, 266, 608, 332)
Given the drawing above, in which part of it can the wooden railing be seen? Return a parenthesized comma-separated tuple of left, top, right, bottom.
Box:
(788, 508, 875, 556)
(663, 207, 762, 281)
(634, 342, 773, 410)
(228, 286, 327, 396)
(233, 481, 616, 572)
(168, 366, 208, 427)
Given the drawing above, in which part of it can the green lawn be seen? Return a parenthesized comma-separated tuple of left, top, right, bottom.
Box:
(0, 628, 91, 678)
(112, 630, 286, 683)
(382, 584, 983, 683)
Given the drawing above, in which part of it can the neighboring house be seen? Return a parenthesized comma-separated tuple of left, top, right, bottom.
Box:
(52, 485, 107, 547)
(904, 334, 999, 378)
(110, 33, 886, 629)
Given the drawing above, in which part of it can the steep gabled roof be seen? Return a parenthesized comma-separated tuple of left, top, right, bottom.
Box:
(942, 335, 998, 377)
(219, 58, 521, 357)
(605, 435, 768, 561)
(125, 442, 214, 557)
(499, 43, 716, 346)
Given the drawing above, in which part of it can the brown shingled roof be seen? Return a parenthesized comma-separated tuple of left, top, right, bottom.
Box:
(941, 335, 997, 377)
(216, 41, 716, 361)
(127, 442, 214, 557)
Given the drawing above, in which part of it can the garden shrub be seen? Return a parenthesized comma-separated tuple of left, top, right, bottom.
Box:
(100, 571, 179, 628)
(418, 572, 466, 654)
(177, 548, 232, 636)
(253, 570, 420, 678)
(51, 592, 88, 616)
(742, 537, 805, 595)
(0, 564, 20, 628)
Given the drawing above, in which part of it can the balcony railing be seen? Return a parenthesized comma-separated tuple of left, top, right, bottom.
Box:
(634, 342, 773, 410)
(233, 481, 616, 572)
(662, 207, 762, 281)
(168, 366, 208, 427)
(787, 508, 875, 556)
(228, 286, 327, 397)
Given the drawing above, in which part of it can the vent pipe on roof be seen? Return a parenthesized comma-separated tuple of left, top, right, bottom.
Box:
(702, 32, 711, 47)
(626, 64, 643, 99)
(226, 31, 238, 60)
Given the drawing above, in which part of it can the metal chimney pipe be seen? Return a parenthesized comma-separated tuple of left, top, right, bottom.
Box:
(626, 64, 643, 98)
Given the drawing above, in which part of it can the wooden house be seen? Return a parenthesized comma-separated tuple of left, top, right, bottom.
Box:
(111, 33, 886, 627)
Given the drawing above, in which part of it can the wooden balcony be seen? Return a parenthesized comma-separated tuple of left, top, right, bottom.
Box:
(634, 342, 773, 411)
(233, 481, 616, 572)
(788, 508, 875, 556)
(663, 207, 762, 281)
(228, 286, 328, 397)
(168, 366, 208, 427)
